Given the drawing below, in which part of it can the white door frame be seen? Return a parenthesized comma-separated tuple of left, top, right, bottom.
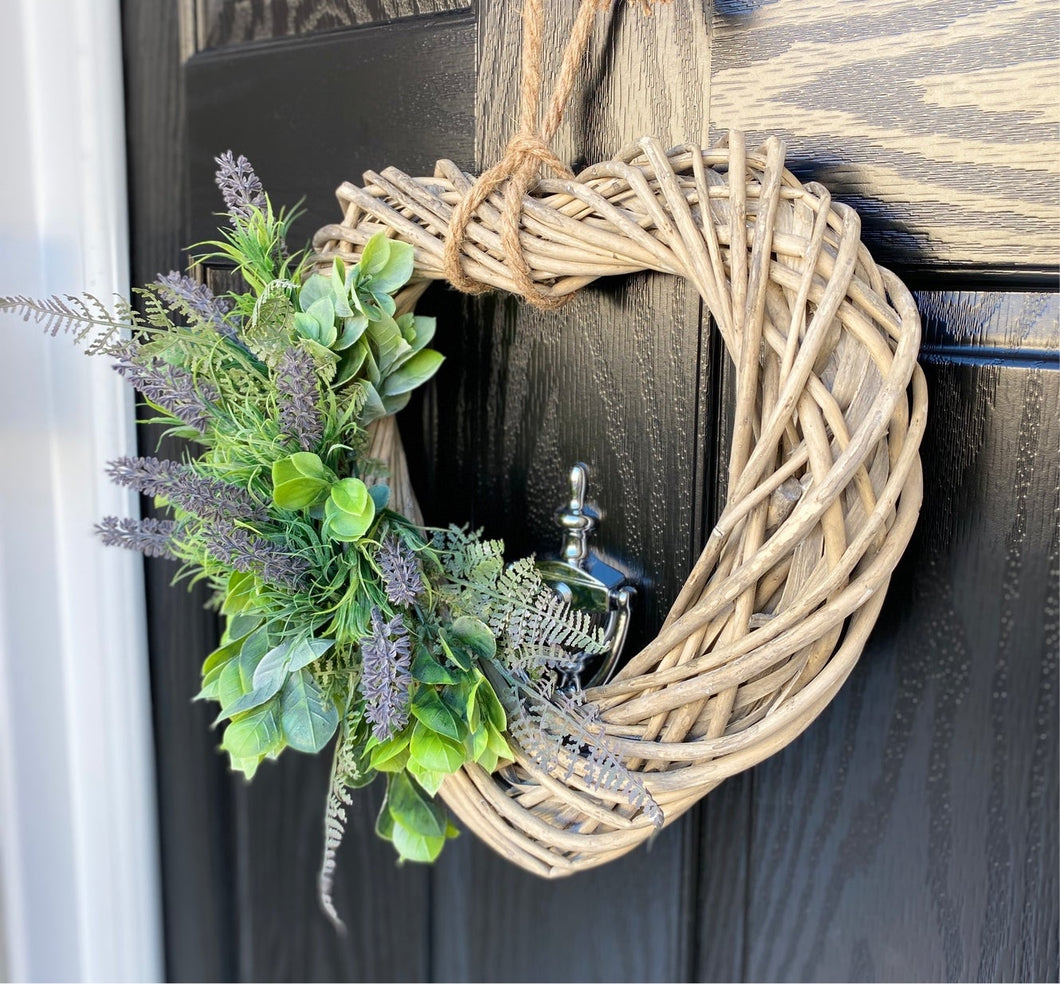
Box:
(0, 2, 163, 980)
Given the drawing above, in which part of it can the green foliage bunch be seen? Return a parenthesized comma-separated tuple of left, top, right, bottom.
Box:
(2, 152, 663, 927)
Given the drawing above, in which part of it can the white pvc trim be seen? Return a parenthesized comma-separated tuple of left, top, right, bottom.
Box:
(0, 2, 163, 981)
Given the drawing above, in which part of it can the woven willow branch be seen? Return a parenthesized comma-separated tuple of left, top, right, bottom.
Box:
(315, 131, 928, 877)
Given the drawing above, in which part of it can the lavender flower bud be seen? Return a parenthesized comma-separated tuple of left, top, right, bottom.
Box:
(95, 516, 178, 559)
(274, 348, 323, 451)
(112, 352, 220, 435)
(154, 272, 234, 335)
(377, 535, 424, 608)
(105, 456, 267, 522)
(360, 607, 412, 741)
(214, 151, 266, 224)
(202, 524, 310, 593)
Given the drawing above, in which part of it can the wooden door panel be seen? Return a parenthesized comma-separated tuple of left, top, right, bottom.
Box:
(195, 0, 470, 50)
(709, 0, 1060, 273)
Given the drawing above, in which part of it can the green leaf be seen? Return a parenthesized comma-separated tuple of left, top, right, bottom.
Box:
(376, 792, 396, 839)
(217, 636, 295, 720)
(358, 232, 391, 277)
(335, 338, 368, 383)
(369, 731, 411, 772)
(387, 771, 446, 838)
(226, 613, 263, 641)
(366, 313, 411, 376)
(222, 699, 283, 763)
(438, 632, 472, 672)
(486, 722, 513, 761)
(221, 571, 259, 615)
(410, 315, 435, 352)
(390, 823, 446, 864)
(368, 484, 390, 511)
(409, 722, 466, 774)
(450, 616, 497, 661)
(198, 634, 244, 701)
(476, 679, 507, 733)
(407, 762, 446, 797)
(303, 296, 337, 347)
(323, 477, 376, 542)
(380, 391, 412, 417)
(468, 724, 488, 762)
(369, 239, 415, 294)
(334, 314, 367, 351)
(272, 452, 331, 510)
(380, 348, 444, 397)
(357, 381, 386, 425)
(297, 273, 330, 312)
(285, 636, 335, 674)
(410, 686, 461, 741)
(411, 648, 457, 685)
(279, 668, 339, 753)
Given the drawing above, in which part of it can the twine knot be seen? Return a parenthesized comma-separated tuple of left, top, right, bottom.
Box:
(443, 0, 662, 310)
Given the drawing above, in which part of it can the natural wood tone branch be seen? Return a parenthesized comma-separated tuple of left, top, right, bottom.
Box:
(313, 130, 927, 874)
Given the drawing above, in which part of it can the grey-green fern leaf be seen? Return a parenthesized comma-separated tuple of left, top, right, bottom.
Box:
(0, 293, 138, 355)
(319, 706, 365, 932)
(509, 688, 663, 829)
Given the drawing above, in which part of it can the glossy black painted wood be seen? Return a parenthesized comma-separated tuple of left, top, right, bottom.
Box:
(185, 10, 477, 254)
(122, 2, 238, 979)
(694, 292, 1060, 983)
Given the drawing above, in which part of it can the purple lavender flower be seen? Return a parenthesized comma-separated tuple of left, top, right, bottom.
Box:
(111, 348, 220, 434)
(214, 151, 266, 224)
(377, 535, 424, 608)
(202, 524, 310, 593)
(95, 516, 178, 559)
(274, 348, 323, 451)
(154, 272, 234, 335)
(105, 456, 267, 522)
(360, 607, 412, 741)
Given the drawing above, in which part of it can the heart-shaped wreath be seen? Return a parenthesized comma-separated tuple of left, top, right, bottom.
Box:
(312, 128, 927, 877)
(2, 0, 925, 923)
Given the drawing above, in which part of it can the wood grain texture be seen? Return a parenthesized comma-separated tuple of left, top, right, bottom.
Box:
(422, 2, 712, 980)
(195, 0, 469, 50)
(231, 752, 431, 981)
(122, 2, 239, 979)
(708, 0, 1060, 272)
(186, 12, 476, 252)
(706, 291, 1060, 983)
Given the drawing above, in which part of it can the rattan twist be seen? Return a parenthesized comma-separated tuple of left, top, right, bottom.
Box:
(313, 130, 928, 877)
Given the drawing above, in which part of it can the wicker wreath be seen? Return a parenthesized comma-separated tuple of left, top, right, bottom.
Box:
(312, 130, 928, 877)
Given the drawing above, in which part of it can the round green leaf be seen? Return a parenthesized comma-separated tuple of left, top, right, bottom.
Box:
(323, 477, 376, 541)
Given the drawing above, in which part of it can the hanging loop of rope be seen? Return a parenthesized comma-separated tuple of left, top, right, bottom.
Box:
(443, 0, 661, 309)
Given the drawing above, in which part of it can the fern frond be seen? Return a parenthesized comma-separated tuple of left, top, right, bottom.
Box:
(244, 279, 296, 366)
(1, 293, 139, 355)
(510, 688, 663, 829)
(318, 704, 366, 932)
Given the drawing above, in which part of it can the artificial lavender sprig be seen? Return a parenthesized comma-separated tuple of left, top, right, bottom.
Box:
(111, 344, 220, 434)
(214, 150, 266, 224)
(105, 455, 267, 522)
(154, 272, 234, 335)
(377, 535, 424, 608)
(95, 516, 178, 559)
(202, 524, 310, 593)
(274, 347, 323, 451)
(360, 607, 412, 741)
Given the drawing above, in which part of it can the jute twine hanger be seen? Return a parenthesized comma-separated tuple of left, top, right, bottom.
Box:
(443, 0, 667, 309)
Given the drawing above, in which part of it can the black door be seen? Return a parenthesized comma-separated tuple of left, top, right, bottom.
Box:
(122, 2, 1058, 980)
